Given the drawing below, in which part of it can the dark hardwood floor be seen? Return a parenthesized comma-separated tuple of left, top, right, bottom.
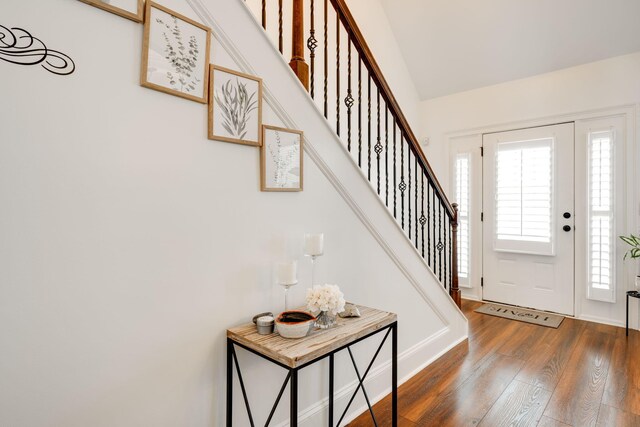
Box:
(348, 299, 640, 427)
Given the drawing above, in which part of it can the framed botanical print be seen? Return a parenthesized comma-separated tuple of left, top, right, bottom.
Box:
(140, 2, 211, 103)
(79, 0, 144, 22)
(208, 65, 263, 146)
(261, 125, 303, 192)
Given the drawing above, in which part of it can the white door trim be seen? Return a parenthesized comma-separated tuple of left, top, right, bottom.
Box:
(447, 104, 638, 325)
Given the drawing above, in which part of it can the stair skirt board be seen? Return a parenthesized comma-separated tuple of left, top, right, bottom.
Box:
(475, 302, 564, 328)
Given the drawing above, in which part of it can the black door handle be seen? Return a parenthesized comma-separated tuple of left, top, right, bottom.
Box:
(563, 212, 571, 219)
(563, 225, 571, 232)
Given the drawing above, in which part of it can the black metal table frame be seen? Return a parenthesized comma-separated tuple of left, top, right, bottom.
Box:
(626, 290, 640, 336)
(226, 321, 398, 426)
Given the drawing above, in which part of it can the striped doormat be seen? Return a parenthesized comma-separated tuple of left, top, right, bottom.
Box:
(474, 303, 564, 328)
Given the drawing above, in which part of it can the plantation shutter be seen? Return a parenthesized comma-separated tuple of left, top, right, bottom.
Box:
(455, 153, 470, 280)
(494, 138, 554, 255)
(587, 130, 615, 302)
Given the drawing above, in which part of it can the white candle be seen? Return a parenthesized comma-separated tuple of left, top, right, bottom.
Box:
(277, 261, 297, 284)
(304, 233, 324, 256)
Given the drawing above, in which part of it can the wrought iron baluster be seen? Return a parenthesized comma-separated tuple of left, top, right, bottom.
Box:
(375, 88, 382, 194)
(358, 59, 362, 167)
(449, 218, 453, 291)
(432, 186, 436, 268)
(278, 0, 283, 53)
(323, 0, 328, 118)
(367, 74, 371, 180)
(427, 179, 431, 266)
(408, 149, 412, 239)
(414, 156, 418, 249)
(438, 202, 443, 282)
(385, 107, 389, 207)
(307, 0, 317, 99)
(336, 16, 340, 136)
(420, 172, 426, 257)
(444, 211, 448, 285)
(399, 134, 406, 229)
(393, 117, 397, 218)
(345, 38, 354, 151)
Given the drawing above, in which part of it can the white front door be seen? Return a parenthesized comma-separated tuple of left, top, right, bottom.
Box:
(482, 123, 575, 315)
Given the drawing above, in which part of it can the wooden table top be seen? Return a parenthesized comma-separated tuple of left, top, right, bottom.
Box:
(227, 304, 397, 368)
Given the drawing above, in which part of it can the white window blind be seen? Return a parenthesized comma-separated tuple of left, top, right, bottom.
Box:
(495, 138, 554, 255)
(588, 130, 615, 300)
(455, 153, 470, 279)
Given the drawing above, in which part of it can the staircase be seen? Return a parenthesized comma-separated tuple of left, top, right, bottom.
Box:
(243, 0, 461, 307)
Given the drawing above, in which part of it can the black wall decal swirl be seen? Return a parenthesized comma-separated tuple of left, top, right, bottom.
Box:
(0, 25, 75, 75)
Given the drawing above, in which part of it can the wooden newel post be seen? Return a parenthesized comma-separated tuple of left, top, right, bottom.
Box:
(290, 0, 310, 90)
(451, 203, 462, 309)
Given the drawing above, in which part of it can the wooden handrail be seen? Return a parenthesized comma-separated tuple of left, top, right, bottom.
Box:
(329, 0, 453, 219)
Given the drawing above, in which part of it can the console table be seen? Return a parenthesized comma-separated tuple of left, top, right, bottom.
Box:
(627, 291, 640, 336)
(226, 304, 398, 426)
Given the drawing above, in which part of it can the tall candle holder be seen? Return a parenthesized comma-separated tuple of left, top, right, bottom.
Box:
(276, 261, 298, 310)
(304, 233, 324, 288)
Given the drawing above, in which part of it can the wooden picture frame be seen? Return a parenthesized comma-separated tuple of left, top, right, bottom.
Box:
(261, 125, 304, 192)
(208, 65, 263, 147)
(79, 0, 144, 22)
(140, 2, 211, 103)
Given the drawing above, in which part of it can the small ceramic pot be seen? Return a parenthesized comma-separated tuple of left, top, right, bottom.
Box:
(275, 311, 316, 339)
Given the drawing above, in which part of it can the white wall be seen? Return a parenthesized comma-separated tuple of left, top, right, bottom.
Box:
(0, 0, 465, 426)
(420, 52, 640, 183)
(419, 52, 640, 327)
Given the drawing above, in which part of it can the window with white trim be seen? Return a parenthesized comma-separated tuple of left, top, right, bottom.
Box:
(495, 138, 554, 255)
(454, 153, 470, 279)
(588, 130, 615, 301)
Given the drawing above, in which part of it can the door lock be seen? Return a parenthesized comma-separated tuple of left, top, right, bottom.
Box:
(563, 225, 572, 232)
(563, 212, 571, 219)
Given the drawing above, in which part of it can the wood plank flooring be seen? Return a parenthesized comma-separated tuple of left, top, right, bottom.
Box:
(348, 300, 640, 427)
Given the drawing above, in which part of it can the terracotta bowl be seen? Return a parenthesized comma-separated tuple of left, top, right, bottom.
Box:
(275, 311, 316, 339)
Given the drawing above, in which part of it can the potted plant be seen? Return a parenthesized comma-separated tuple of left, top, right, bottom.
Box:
(620, 234, 640, 292)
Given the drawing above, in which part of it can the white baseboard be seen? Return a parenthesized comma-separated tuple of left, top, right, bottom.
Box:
(577, 313, 625, 328)
(275, 327, 467, 426)
(461, 295, 483, 302)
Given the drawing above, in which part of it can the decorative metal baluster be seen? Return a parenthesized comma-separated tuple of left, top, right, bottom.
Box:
(367, 75, 371, 180)
(307, 0, 317, 99)
(438, 203, 443, 282)
(375, 88, 382, 194)
(262, 0, 266, 29)
(278, 0, 283, 53)
(393, 117, 397, 218)
(335, 16, 340, 136)
(399, 134, 406, 229)
(420, 172, 426, 257)
(444, 212, 448, 285)
(449, 219, 453, 291)
(427, 180, 431, 266)
(345, 38, 354, 151)
(432, 187, 436, 268)
(357, 60, 362, 166)
(414, 156, 418, 249)
(408, 149, 412, 240)
(323, 0, 328, 118)
(385, 107, 389, 206)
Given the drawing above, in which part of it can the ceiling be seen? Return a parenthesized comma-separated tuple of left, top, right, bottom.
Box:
(379, 0, 640, 100)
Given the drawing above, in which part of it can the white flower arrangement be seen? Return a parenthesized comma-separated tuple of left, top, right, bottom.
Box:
(306, 284, 346, 315)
